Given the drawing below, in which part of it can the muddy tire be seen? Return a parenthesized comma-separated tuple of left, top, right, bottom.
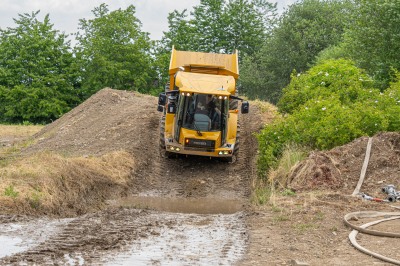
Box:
(221, 123, 240, 163)
(234, 124, 240, 155)
(159, 115, 172, 158)
(229, 99, 238, 110)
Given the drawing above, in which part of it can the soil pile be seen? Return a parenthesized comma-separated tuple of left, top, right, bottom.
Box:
(289, 132, 400, 195)
(25, 88, 158, 160)
(1, 89, 159, 215)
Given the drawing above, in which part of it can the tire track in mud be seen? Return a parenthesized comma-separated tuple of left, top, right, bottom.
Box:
(129, 106, 260, 201)
(0, 209, 248, 265)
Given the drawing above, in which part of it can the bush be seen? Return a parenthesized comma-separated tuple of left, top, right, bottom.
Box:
(258, 59, 399, 177)
(277, 59, 373, 114)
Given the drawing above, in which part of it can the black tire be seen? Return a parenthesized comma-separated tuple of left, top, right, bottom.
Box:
(221, 123, 240, 163)
(234, 123, 240, 155)
(159, 115, 172, 158)
(229, 99, 238, 110)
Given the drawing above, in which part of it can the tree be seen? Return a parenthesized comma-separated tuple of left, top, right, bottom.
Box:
(154, 0, 277, 92)
(241, 0, 354, 103)
(0, 11, 78, 123)
(75, 4, 155, 97)
(224, 0, 277, 56)
(343, 0, 400, 89)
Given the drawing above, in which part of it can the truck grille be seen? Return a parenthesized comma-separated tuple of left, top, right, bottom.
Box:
(185, 138, 215, 149)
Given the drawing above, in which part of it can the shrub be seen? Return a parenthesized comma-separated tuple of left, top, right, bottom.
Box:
(258, 59, 399, 178)
(277, 59, 373, 114)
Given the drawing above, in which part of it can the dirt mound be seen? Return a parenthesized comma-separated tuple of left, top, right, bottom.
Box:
(25, 88, 158, 159)
(289, 132, 400, 195)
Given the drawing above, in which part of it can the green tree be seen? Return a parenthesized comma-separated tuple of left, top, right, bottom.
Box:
(0, 11, 78, 123)
(241, 0, 353, 103)
(152, 9, 196, 88)
(190, 0, 227, 53)
(76, 4, 155, 97)
(154, 0, 277, 92)
(224, 0, 277, 56)
(343, 0, 400, 89)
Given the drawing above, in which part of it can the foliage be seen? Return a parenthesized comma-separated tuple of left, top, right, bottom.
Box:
(75, 4, 155, 97)
(257, 59, 399, 176)
(154, 0, 277, 89)
(343, 0, 400, 89)
(159, 0, 276, 55)
(0, 11, 79, 123)
(268, 143, 308, 188)
(277, 59, 373, 114)
(240, 0, 353, 103)
(4, 185, 19, 198)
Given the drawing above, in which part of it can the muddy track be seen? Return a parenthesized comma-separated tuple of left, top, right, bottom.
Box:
(0, 89, 268, 265)
(130, 109, 259, 200)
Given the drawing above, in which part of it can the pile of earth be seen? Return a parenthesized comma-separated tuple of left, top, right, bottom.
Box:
(0, 88, 160, 216)
(24, 88, 159, 160)
(288, 132, 400, 196)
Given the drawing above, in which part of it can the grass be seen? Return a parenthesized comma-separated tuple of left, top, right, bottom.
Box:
(0, 124, 138, 215)
(0, 150, 135, 214)
(253, 143, 309, 205)
(0, 124, 43, 138)
(252, 99, 278, 114)
(0, 124, 44, 162)
(4, 185, 19, 198)
(268, 143, 309, 189)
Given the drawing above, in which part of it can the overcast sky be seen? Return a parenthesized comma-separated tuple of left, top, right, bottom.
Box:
(0, 0, 297, 41)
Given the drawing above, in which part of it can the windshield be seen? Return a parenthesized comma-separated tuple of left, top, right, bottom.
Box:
(181, 93, 227, 132)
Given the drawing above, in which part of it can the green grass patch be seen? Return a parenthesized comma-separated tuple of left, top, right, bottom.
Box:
(4, 185, 19, 198)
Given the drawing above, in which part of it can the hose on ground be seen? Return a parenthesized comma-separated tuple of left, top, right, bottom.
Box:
(344, 211, 400, 265)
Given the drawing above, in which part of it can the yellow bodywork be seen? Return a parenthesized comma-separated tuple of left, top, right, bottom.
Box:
(175, 72, 235, 96)
(162, 47, 240, 159)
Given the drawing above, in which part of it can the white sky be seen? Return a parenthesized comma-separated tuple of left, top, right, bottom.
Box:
(0, 0, 296, 40)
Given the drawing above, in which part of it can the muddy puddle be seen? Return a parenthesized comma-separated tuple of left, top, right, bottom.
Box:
(101, 212, 247, 265)
(108, 196, 245, 214)
(0, 200, 248, 265)
(0, 218, 72, 259)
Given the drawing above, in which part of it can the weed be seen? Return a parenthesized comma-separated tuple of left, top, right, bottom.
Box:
(27, 190, 42, 209)
(281, 188, 296, 196)
(273, 214, 290, 223)
(252, 176, 271, 205)
(293, 223, 315, 232)
(271, 205, 282, 213)
(253, 185, 271, 205)
(4, 185, 19, 198)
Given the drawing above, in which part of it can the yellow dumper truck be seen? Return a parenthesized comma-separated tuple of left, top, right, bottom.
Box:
(157, 47, 249, 162)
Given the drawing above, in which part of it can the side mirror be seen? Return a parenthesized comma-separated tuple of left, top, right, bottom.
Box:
(158, 92, 166, 106)
(167, 102, 176, 114)
(241, 101, 249, 114)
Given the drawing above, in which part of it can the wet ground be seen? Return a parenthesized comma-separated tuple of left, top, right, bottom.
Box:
(0, 198, 248, 265)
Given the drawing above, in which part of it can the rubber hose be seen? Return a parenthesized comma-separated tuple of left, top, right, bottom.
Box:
(344, 211, 400, 265)
(344, 211, 400, 238)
